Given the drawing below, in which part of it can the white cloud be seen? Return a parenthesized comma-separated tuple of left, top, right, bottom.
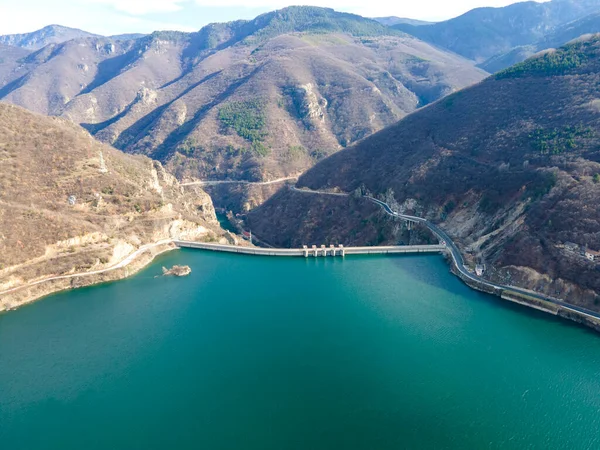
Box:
(193, 0, 365, 6)
(0, 1, 196, 36)
(192, 0, 550, 21)
(89, 0, 188, 15)
(0, 0, 554, 36)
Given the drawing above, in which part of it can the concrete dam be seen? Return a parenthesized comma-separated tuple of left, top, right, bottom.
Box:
(174, 241, 446, 257)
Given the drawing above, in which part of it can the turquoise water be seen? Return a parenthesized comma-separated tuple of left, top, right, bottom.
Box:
(1, 250, 600, 449)
(216, 212, 237, 234)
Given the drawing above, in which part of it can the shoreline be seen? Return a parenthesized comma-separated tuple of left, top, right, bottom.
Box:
(0, 240, 178, 313)
(447, 258, 600, 333)
(290, 188, 600, 333)
(3, 238, 600, 335)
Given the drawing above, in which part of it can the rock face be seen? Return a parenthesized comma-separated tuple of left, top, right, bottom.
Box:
(249, 37, 600, 311)
(0, 103, 226, 310)
(0, 7, 487, 211)
(162, 265, 192, 277)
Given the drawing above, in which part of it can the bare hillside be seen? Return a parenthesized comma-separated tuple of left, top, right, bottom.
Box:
(249, 37, 600, 310)
(0, 103, 230, 309)
(0, 7, 487, 210)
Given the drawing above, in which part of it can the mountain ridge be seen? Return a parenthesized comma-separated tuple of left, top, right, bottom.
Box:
(0, 25, 99, 50)
(248, 36, 600, 310)
(0, 6, 487, 211)
(480, 12, 600, 72)
(394, 0, 600, 64)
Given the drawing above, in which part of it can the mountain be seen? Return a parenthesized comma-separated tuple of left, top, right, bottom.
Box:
(0, 25, 99, 50)
(0, 44, 31, 84)
(109, 33, 147, 41)
(0, 102, 230, 310)
(248, 36, 600, 310)
(481, 12, 600, 72)
(394, 0, 600, 64)
(0, 7, 487, 211)
(373, 17, 434, 27)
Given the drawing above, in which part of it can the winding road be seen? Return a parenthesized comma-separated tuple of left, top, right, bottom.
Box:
(290, 185, 600, 322)
(181, 176, 298, 187)
(0, 239, 174, 299)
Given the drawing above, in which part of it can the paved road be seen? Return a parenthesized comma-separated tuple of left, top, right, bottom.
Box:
(290, 185, 350, 197)
(182, 176, 298, 187)
(289, 185, 600, 321)
(175, 240, 443, 256)
(368, 196, 600, 321)
(0, 239, 174, 298)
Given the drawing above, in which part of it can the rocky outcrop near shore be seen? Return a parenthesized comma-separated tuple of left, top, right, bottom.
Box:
(0, 104, 229, 311)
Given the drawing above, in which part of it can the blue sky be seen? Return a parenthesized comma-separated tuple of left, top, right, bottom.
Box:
(0, 0, 550, 35)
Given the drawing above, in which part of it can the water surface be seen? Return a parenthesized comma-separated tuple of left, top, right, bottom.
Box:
(1, 250, 599, 449)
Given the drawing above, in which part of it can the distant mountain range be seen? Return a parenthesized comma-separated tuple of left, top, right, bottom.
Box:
(373, 17, 434, 27)
(481, 11, 600, 72)
(0, 25, 99, 50)
(0, 25, 146, 51)
(394, 0, 600, 71)
(250, 36, 600, 310)
(0, 6, 485, 212)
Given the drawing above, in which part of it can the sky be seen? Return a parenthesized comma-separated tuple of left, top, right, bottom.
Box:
(0, 0, 550, 36)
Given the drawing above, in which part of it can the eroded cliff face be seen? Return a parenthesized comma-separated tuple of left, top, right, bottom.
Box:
(0, 103, 230, 310)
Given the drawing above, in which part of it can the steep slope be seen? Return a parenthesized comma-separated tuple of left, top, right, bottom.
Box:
(0, 44, 31, 94)
(0, 25, 98, 50)
(249, 37, 600, 310)
(0, 7, 487, 211)
(0, 103, 231, 310)
(394, 0, 600, 63)
(481, 12, 600, 72)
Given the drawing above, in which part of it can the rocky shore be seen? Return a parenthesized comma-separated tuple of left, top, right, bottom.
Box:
(162, 265, 192, 277)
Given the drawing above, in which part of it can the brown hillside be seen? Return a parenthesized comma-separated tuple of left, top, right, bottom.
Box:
(249, 37, 600, 310)
(0, 103, 229, 309)
(0, 7, 486, 211)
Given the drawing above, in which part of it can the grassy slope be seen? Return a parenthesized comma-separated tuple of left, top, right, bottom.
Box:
(249, 37, 600, 309)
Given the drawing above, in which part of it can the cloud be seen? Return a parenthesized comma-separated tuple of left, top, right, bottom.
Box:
(0, 0, 554, 36)
(193, 0, 368, 8)
(88, 0, 188, 15)
(191, 0, 550, 21)
(0, 0, 196, 36)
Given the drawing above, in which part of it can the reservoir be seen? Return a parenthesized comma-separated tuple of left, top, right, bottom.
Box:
(1, 250, 600, 449)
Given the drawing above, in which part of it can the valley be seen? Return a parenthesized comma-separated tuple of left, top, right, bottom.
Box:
(1, 0, 600, 324)
(4, 1, 600, 447)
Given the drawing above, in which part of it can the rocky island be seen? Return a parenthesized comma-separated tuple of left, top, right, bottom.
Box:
(162, 265, 192, 277)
